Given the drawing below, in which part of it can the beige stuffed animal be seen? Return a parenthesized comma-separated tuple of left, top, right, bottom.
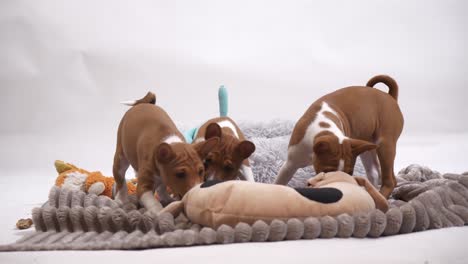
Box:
(162, 171, 388, 228)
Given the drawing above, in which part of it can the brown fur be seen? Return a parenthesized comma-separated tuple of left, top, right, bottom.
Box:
(367, 75, 398, 100)
(322, 111, 343, 131)
(276, 75, 404, 199)
(289, 104, 321, 146)
(194, 117, 255, 181)
(113, 92, 219, 209)
(319, 122, 330, 128)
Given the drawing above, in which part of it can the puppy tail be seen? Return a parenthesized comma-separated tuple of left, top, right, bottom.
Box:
(366, 75, 398, 101)
(120, 92, 156, 106)
(218, 85, 228, 117)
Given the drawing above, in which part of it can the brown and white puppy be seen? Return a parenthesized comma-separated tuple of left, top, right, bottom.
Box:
(113, 92, 219, 212)
(193, 117, 255, 182)
(275, 75, 404, 198)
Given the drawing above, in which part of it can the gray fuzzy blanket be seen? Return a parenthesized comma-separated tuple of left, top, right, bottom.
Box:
(0, 121, 467, 251)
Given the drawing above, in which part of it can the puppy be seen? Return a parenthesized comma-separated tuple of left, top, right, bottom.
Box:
(275, 75, 404, 198)
(113, 92, 219, 211)
(191, 86, 255, 182)
(193, 119, 255, 181)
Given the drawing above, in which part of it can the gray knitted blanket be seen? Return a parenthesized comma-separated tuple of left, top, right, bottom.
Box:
(1, 120, 467, 251)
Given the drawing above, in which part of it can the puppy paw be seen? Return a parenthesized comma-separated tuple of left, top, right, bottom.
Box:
(115, 192, 129, 206)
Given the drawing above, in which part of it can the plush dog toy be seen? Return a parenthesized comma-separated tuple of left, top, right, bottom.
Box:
(162, 171, 388, 228)
(54, 160, 137, 198)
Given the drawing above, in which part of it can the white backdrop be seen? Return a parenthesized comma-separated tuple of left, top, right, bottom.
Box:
(1, 2, 468, 262)
(1, 0, 467, 173)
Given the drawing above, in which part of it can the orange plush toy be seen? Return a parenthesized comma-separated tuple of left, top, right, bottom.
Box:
(54, 160, 137, 198)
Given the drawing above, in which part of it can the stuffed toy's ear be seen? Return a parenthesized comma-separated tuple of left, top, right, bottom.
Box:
(195, 137, 220, 158)
(160, 200, 184, 217)
(236, 141, 255, 160)
(54, 160, 78, 173)
(350, 139, 378, 156)
(205, 123, 222, 139)
(354, 176, 389, 212)
(156, 143, 176, 164)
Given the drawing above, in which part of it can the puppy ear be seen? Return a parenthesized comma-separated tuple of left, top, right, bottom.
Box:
(350, 139, 377, 156)
(313, 140, 330, 154)
(205, 123, 222, 139)
(156, 143, 175, 164)
(236, 141, 255, 160)
(195, 137, 220, 158)
(354, 176, 389, 212)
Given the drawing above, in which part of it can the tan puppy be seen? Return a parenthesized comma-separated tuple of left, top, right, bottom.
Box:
(194, 118, 255, 181)
(113, 92, 219, 212)
(275, 75, 404, 198)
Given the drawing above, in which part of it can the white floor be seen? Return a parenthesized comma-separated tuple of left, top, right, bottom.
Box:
(0, 132, 468, 263)
(0, 228, 467, 264)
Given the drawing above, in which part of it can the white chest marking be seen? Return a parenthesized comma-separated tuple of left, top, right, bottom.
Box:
(217, 120, 239, 139)
(338, 159, 345, 171)
(194, 137, 205, 143)
(303, 101, 348, 146)
(163, 134, 183, 144)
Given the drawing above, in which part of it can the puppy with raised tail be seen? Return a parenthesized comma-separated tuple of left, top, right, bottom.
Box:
(113, 92, 219, 212)
(275, 75, 404, 198)
(187, 86, 256, 182)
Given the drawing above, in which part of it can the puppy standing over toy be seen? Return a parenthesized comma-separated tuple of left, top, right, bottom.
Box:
(113, 92, 219, 212)
(185, 86, 256, 182)
(275, 75, 404, 198)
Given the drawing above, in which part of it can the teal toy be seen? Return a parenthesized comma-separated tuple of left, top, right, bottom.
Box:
(183, 127, 199, 143)
(183, 85, 228, 143)
(218, 85, 228, 117)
